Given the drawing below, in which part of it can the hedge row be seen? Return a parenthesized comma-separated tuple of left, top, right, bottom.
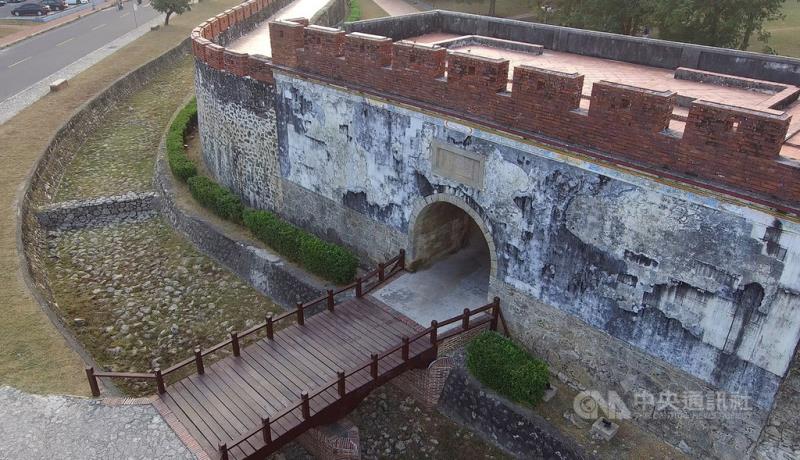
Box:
(188, 176, 245, 223)
(243, 209, 358, 284)
(466, 331, 549, 406)
(167, 99, 359, 284)
(166, 98, 198, 182)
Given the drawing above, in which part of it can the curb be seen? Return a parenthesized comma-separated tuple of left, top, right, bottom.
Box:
(0, 1, 116, 50)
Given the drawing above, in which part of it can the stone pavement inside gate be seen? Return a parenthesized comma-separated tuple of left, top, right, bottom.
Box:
(0, 386, 193, 460)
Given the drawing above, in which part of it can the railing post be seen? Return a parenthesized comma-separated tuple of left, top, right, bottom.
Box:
(399, 249, 406, 270)
(231, 332, 240, 357)
(462, 308, 471, 331)
(355, 277, 363, 298)
(301, 391, 310, 420)
(490, 297, 500, 331)
(430, 320, 438, 355)
(195, 347, 205, 375)
(296, 301, 305, 326)
(378, 263, 385, 282)
(261, 417, 272, 444)
(218, 443, 229, 460)
(155, 368, 166, 394)
(370, 354, 379, 381)
(266, 313, 274, 340)
(337, 370, 346, 398)
(85, 367, 100, 397)
(326, 289, 335, 312)
(402, 337, 410, 362)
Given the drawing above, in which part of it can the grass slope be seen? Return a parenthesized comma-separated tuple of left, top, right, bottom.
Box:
(0, 0, 243, 396)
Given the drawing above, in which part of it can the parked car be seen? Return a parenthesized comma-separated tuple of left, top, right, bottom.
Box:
(41, 0, 66, 10)
(66, 0, 88, 4)
(11, 3, 49, 15)
(0, 1, 6, 6)
(7, 0, 25, 3)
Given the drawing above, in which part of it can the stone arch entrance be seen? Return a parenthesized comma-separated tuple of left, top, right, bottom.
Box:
(373, 194, 495, 326)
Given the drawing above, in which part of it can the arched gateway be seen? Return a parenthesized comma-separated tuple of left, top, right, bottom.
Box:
(373, 194, 496, 325)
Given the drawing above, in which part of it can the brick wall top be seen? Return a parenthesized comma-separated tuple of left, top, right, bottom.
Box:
(189, 13, 800, 214)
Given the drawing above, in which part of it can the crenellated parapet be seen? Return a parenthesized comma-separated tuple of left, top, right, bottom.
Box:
(190, 15, 799, 214)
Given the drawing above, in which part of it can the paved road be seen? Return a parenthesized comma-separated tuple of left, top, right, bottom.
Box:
(0, 1, 159, 102)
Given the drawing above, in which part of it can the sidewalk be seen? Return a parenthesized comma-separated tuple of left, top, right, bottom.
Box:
(369, 0, 418, 17)
(0, 0, 115, 49)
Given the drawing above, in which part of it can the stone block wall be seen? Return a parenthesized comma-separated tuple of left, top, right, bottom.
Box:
(438, 357, 586, 460)
(35, 192, 160, 230)
(195, 60, 281, 211)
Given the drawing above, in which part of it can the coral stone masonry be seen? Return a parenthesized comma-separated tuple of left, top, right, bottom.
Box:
(190, 7, 800, 459)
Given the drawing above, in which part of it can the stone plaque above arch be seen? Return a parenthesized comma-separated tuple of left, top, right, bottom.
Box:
(431, 141, 485, 190)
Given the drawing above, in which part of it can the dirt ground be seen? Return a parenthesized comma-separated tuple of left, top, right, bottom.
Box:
(0, 0, 245, 397)
(0, 21, 34, 40)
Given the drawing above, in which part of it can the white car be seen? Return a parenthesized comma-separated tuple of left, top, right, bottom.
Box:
(66, 0, 89, 4)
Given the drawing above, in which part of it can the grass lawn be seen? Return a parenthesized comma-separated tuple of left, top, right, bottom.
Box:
(0, 21, 34, 40)
(754, 0, 800, 57)
(425, 0, 539, 18)
(360, 0, 389, 20)
(0, 0, 243, 397)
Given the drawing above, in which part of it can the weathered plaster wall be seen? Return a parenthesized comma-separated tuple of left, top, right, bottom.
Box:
(193, 53, 800, 458)
(266, 71, 800, 455)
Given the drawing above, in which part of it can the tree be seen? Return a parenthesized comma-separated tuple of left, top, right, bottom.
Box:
(151, 0, 191, 26)
(650, 0, 787, 49)
(550, 0, 655, 35)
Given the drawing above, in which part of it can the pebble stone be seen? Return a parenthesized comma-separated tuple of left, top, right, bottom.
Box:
(0, 386, 194, 460)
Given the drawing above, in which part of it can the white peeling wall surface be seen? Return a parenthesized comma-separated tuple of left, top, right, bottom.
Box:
(269, 72, 800, 411)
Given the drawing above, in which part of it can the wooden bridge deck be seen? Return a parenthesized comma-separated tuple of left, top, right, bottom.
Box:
(162, 296, 432, 460)
(86, 252, 504, 460)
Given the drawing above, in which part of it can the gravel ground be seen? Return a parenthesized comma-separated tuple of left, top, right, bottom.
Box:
(348, 385, 511, 460)
(0, 386, 193, 460)
(52, 55, 194, 202)
(44, 216, 283, 394)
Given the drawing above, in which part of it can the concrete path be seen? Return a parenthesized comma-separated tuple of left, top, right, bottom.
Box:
(0, 386, 193, 460)
(373, 238, 491, 328)
(227, 0, 331, 55)
(369, 0, 418, 17)
(227, 0, 419, 55)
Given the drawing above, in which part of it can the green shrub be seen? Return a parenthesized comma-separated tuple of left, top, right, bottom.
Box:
(243, 209, 358, 283)
(188, 176, 244, 222)
(466, 331, 549, 406)
(167, 98, 198, 182)
(166, 99, 359, 284)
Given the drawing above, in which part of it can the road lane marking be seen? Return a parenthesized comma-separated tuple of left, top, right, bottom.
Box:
(56, 37, 75, 47)
(8, 56, 31, 68)
(91, 23, 107, 30)
(120, 12, 129, 17)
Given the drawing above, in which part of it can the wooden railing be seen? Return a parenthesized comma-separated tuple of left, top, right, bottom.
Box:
(218, 296, 503, 459)
(85, 250, 407, 397)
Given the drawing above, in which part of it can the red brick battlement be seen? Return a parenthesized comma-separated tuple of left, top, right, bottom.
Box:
(190, 14, 799, 213)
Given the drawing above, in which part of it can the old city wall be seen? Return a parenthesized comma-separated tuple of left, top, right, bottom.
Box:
(190, 10, 800, 459)
(274, 70, 800, 458)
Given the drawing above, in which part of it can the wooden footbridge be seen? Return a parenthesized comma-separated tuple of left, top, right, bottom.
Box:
(86, 251, 503, 460)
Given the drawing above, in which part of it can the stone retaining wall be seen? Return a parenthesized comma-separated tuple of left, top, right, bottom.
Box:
(154, 113, 326, 309)
(35, 192, 160, 230)
(437, 354, 586, 460)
